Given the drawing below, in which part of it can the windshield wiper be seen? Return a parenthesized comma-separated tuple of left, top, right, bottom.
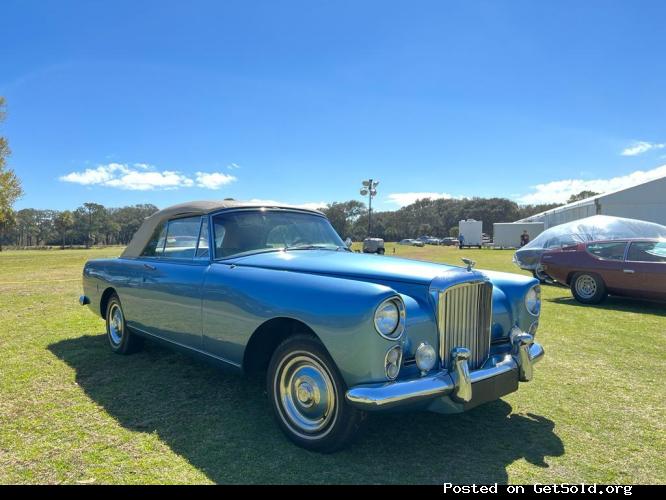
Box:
(284, 244, 338, 251)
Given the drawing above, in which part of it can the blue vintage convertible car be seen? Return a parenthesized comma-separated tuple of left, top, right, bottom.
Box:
(80, 201, 544, 452)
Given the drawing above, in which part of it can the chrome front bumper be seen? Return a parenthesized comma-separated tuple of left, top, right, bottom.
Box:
(346, 334, 544, 410)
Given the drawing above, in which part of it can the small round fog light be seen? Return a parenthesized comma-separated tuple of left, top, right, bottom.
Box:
(384, 345, 402, 380)
(415, 343, 437, 375)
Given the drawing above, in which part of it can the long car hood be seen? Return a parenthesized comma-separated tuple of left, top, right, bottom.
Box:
(228, 250, 459, 286)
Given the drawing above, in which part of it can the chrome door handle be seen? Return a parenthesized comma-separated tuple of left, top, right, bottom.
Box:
(623, 269, 635, 274)
(143, 263, 157, 271)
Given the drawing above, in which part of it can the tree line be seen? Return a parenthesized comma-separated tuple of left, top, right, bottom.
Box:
(320, 198, 561, 242)
(1, 203, 159, 249)
(0, 196, 559, 249)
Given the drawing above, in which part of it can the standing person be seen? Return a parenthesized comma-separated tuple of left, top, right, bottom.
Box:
(458, 233, 465, 249)
(520, 230, 530, 247)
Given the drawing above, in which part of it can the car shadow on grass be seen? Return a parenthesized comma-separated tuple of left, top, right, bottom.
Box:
(49, 334, 564, 484)
(547, 296, 666, 316)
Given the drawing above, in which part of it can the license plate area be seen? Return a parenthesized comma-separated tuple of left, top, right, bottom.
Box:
(463, 367, 519, 410)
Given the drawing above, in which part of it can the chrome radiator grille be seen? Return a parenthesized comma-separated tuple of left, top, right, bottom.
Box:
(437, 281, 493, 370)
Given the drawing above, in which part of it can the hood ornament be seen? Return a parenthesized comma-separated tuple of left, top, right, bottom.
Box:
(461, 258, 476, 272)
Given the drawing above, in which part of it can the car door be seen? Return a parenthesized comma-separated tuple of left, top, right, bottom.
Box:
(583, 241, 628, 292)
(621, 241, 666, 300)
(135, 215, 211, 348)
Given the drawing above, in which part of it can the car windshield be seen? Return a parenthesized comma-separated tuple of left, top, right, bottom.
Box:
(212, 210, 346, 259)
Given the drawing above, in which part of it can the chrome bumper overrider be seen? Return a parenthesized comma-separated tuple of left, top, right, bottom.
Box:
(346, 335, 544, 410)
(79, 295, 90, 306)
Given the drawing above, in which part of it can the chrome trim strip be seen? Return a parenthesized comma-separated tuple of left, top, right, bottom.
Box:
(345, 342, 543, 410)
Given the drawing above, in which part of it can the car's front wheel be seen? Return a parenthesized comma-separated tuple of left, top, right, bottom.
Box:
(377, 248, 385, 255)
(267, 335, 365, 452)
(105, 294, 144, 354)
(533, 266, 550, 283)
(571, 272, 607, 304)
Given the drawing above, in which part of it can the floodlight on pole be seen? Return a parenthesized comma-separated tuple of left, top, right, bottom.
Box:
(360, 178, 379, 237)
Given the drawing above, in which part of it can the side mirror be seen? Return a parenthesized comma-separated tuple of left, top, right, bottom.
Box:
(344, 237, 353, 248)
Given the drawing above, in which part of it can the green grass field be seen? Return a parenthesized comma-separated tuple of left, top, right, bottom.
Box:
(1, 245, 664, 484)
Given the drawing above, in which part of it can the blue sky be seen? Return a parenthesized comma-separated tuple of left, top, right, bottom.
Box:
(2, 0, 665, 211)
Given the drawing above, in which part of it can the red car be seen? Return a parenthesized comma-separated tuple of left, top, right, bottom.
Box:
(540, 239, 666, 304)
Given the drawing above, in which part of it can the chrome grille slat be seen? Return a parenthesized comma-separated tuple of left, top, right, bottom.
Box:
(438, 281, 493, 370)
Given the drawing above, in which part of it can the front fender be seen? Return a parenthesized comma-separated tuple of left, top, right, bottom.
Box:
(482, 270, 540, 335)
(202, 264, 407, 386)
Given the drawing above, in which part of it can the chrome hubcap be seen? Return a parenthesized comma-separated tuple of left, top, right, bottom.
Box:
(575, 275, 597, 299)
(276, 353, 336, 438)
(108, 304, 124, 345)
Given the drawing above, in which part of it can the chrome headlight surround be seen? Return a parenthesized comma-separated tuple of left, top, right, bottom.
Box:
(384, 345, 403, 380)
(525, 284, 541, 316)
(373, 296, 406, 340)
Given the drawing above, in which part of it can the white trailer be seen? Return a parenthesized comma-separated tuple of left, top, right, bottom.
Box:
(493, 222, 544, 248)
(458, 219, 483, 248)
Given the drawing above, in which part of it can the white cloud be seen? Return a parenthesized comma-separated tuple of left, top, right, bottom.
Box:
(386, 192, 455, 208)
(517, 164, 666, 204)
(59, 164, 119, 185)
(621, 141, 665, 156)
(246, 198, 327, 211)
(195, 172, 237, 189)
(60, 163, 237, 191)
(227, 163, 241, 170)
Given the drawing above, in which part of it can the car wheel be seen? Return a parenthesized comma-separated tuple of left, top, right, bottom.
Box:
(571, 272, 607, 304)
(267, 335, 366, 452)
(105, 294, 144, 354)
(532, 267, 550, 283)
(377, 248, 385, 255)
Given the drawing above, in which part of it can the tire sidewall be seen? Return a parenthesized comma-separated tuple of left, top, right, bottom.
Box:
(106, 295, 129, 353)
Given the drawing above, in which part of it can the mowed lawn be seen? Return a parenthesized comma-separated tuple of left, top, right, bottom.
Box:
(0, 245, 664, 484)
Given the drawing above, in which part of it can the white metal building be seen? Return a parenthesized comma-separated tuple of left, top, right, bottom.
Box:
(517, 175, 666, 229)
(493, 222, 544, 248)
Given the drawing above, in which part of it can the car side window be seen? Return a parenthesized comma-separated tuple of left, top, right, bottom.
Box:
(195, 218, 210, 259)
(626, 241, 666, 263)
(140, 222, 167, 257)
(162, 216, 202, 260)
(586, 242, 627, 260)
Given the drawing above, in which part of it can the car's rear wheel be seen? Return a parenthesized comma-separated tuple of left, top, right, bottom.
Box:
(571, 272, 607, 304)
(377, 248, 385, 255)
(267, 335, 365, 452)
(105, 294, 144, 354)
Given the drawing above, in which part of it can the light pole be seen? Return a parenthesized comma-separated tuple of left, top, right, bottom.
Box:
(360, 179, 379, 236)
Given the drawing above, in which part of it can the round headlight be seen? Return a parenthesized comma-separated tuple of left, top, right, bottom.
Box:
(385, 345, 402, 380)
(525, 285, 541, 316)
(415, 343, 437, 375)
(374, 298, 404, 339)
